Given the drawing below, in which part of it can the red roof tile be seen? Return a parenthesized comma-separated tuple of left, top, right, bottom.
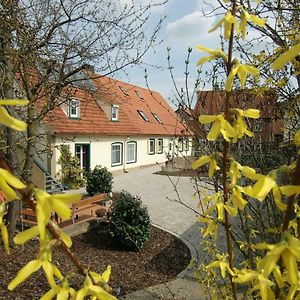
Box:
(44, 75, 189, 136)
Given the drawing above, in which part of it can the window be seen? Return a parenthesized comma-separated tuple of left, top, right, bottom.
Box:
(111, 143, 123, 166)
(111, 105, 119, 121)
(157, 139, 163, 154)
(178, 138, 184, 152)
(184, 138, 189, 151)
(69, 99, 80, 118)
(127, 141, 137, 163)
(135, 90, 144, 100)
(137, 110, 149, 122)
(119, 86, 128, 96)
(152, 112, 162, 124)
(148, 139, 155, 155)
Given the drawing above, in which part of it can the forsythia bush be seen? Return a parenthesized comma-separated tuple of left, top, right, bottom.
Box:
(0, 101, 116, 298)
(192, 1, 300, 299)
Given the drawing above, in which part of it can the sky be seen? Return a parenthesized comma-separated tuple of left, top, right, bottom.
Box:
(115, 0, 221, 108)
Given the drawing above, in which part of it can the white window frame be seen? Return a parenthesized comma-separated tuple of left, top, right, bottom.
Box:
(127, 141, 137, 164)
(111, 142, 123, 166)
(148, 139, 155, 155)
(69, 99, 80, 118)
(157, 139, 163, 154)
(137, 110, 149, 122)
(111, 105, 119, 121)
(152, 112, 162, 124)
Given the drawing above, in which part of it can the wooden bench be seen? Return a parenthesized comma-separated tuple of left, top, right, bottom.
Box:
(71, 194, 105, 223)
(19, 193, 106, 226)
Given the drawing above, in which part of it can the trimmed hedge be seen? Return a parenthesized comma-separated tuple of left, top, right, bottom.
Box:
(86, 165, 113, 196)
(109, 191, 150, 250)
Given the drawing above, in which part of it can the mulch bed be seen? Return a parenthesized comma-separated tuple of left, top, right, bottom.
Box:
(0, 224, 191, 299)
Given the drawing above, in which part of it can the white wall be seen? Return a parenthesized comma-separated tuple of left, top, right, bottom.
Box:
(52, 135, 192, 176)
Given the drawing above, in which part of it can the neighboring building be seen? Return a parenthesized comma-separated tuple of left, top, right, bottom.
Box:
(40, 75, 191, 179)
(177, 89, 284, 156)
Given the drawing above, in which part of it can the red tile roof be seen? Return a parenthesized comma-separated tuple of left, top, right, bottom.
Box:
(194, 89, 284, 135)
(44, 75, 189, 136)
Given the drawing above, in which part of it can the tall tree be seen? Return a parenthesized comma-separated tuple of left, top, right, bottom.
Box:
(0, 0, 166, 242)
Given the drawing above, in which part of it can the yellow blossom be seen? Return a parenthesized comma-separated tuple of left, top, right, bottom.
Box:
(272, 43, 300, 70)
(294, 129, 300, 146)
(231, 108, 260, 142)
(239, 8, 265, 40)
(233, 269, 274, 300)
(196, 45, 227, 65)
(207, 254, 234, 278)
(243, 172, 287, 211)
(0, 99, 29, 131)
(257, 234, 300, 285)
(40, 278, 75, 300)
(198, 216, 218, 239)
(203, 192, 237, 221)
(199, 114, 235, 142)
(225, 61, 260, 91)
(0, 203, 9, 254)
(229, 186, 248, 211)
(192, 154, 220, 178)
(75, 267, 116, 300)
(0, 168, 26, 201)
(35, 189, 81, 240)
(209, 11, 239, 40)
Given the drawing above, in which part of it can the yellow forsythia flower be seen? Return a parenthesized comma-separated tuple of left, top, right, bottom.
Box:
(40, 278, 75, 300)
(0, 168, 26, 201)
(272, 43, 300, 70)
(232, 108, 260, 142)
(258, 234, 300, 286)
(75, 270, 116, 300)
(0, 99, 29, 131)
(239, 8, 265, 40)
(0, 203, 10, 253)
(35, 189, 81, 240)
(243, 172, 287, 211)
(294, 128, 300, 146)
(209, 11, 239, 40)
(206, 254, 234, 278)
(199, 114, 235, 142)
(225, 61, 260, 91)
(233, 269, 274, 300)
(192, 154, 220, 178)
(196, 45, 227, 65)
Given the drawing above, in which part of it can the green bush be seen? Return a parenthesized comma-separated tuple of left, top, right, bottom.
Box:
(109, 191, 150, 250)
(57, 145, 85, 189)
(86, 165, 113, 196)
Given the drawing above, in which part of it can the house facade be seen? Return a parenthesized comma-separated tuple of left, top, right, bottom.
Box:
(42, 75, 191, 177)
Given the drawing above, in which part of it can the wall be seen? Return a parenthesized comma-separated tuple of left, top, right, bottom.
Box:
(52, 135, 192, 176)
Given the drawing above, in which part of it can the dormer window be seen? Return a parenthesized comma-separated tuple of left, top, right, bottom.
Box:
(152, 112, 162, 124)
(69, 99, 80, 118)
(137, 110, 149, 122)
(111, 105, 119, 121)
(135, 90, 144, 100)
(119, 86, 128, 96)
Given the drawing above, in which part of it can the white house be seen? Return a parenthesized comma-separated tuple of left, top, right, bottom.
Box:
(42, 75, 192, 178)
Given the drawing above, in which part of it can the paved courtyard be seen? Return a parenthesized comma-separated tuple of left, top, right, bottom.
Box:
(113, 164, 205, 265)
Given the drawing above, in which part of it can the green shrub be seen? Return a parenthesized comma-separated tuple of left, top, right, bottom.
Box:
(109, 191, 150, 250)
(57, 145, 85, 189)
(86, 165, 113, 196)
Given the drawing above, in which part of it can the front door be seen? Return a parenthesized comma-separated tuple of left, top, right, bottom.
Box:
(75, 144, 90, 175)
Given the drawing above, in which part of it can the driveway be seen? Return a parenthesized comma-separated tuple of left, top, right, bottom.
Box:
(113, 164, 204, 262)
